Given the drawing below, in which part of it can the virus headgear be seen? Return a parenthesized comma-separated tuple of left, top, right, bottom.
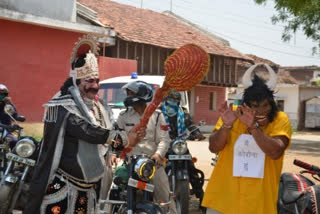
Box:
(242, 63, 279, 122)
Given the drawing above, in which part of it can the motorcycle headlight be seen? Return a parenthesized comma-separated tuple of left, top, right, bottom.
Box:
(15, 138, 35, 158)
(134, 158, 155, 181)
(4, 104, 15, 116)
(172, 139, 188, 155)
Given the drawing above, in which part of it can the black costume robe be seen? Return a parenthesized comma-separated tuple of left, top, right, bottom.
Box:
(23, 104, 111, 214)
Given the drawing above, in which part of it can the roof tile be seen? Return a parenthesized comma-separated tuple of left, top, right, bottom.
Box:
(78, 0, 252, 61)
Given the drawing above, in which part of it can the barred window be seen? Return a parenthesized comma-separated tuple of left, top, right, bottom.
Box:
(209, 92, 217, 111)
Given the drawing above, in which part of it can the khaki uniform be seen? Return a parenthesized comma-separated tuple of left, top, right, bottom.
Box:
(117, 108, 176, 213)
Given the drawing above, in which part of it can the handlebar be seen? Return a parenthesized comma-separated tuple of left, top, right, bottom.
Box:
(294, 159, 320, 173)
(0, 123, 22, 132)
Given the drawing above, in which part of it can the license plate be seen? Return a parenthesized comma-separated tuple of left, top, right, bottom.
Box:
(128, 178, 154, 192)
(6, 153, 35, 166)
(168, 154, 192, 160)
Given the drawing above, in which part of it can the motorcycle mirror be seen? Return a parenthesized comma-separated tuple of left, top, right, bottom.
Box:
(4, 104, 15, 116)
(16, 115, 26, 122)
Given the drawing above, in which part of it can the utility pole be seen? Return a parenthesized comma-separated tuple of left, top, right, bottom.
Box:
(141, 0, 143, 8)
(170, 0, 172, 12)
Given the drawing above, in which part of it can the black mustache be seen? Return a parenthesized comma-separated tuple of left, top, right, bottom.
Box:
(85, 88, 99, 93)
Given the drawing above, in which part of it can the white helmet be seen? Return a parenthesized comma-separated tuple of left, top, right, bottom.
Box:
(0, 84, 8, 93)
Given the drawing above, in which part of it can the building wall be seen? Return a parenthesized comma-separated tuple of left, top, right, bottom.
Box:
(0, 0, 76, 22)
(274, 85, 299, 128)
(298, 86, 320, 129)
(0, 19, 82, 121)
(106, 38, 239, 87)
(192, 85, 226, 130)
(99, 57, 137, 80)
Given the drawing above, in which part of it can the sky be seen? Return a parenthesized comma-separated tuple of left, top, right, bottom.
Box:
(111, 0, 320, 67)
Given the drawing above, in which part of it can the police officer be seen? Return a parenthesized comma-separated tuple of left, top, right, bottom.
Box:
(117, 81, 177, 214)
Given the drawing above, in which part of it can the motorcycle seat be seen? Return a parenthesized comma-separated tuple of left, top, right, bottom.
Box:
(279, 173, 314, 204)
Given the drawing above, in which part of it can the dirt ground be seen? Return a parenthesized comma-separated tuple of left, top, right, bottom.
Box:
(13, 129, 320, 214)
(187, 131, 320, 214)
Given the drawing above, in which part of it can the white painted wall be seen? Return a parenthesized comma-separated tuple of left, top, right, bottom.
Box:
(0, 0, 76, 22)
(274, 84, 299, 128)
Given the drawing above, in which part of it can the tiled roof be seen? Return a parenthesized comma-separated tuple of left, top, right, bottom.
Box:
(78, 0, 252, 61)
(245, 54, 279, 67)
(277, 70, 298, 84)
(238, 54, 279, 68)
(280, 66, 320, 72)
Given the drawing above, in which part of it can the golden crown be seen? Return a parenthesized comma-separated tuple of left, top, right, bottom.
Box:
(70, 35, 100, 79)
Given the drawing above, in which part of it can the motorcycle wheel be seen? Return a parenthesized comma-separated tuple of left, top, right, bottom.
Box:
(0, 182, 16, 214)
(135, 208, 162, 214)
(175, 180, 190, 214)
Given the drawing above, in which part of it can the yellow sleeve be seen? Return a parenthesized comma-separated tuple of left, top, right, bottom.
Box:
(212, 117, 223, 132)
(269, 111, 292, 148)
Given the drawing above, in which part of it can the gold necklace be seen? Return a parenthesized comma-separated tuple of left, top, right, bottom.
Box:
(93, 102, 103, 127)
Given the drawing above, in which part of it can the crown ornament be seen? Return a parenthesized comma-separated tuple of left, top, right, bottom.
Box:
(69, 35, 100, 79)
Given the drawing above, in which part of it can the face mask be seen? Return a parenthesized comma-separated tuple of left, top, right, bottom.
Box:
(167, 107, 177, 117)
(0, 94, 7, 100)
(166, 98, 179, 106)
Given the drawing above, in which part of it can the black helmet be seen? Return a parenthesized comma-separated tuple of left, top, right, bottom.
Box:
(166, 90, 181, 101)
(122, 81, 153, 107)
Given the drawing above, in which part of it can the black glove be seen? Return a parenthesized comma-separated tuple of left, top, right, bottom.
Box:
(9, 124, 21, 132)
(111, 134, 124, 152)
(16, 115, 26, 122)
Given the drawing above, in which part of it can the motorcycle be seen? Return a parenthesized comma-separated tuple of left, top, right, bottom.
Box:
(0, 104, 40, 214)
(0, 103, 25, 179)
(278, 159, 320, 214)
(165, 136, 205, 214)
(99, 154, 170, 214)
(0, 123, 23, 179)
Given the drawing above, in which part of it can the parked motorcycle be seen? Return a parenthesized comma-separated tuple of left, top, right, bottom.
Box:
(0, 123, 23, 179)
(0, 103, 25, 179)
(99, 154, 170, 214)
(278, 159, 320, 214)
(165, 136, 205, 214)
(0, 104, 40, 214)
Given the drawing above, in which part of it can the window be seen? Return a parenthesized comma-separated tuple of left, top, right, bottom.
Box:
(209, 92, 217, 111)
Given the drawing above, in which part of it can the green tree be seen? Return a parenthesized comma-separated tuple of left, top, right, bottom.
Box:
(254, 0, 320, 54)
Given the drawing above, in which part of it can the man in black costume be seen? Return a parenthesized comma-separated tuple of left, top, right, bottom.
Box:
(23, 35, 132, 214)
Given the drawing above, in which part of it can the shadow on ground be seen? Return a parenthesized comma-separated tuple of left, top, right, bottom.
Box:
(288, 139, 320, 157)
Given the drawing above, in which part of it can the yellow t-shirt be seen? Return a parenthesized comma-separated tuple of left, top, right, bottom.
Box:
(202, 111, 292, 214)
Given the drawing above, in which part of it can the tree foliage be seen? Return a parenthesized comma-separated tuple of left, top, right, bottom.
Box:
(254, 0, 320, 54)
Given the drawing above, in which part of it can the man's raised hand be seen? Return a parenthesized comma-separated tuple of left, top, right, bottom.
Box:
(219, 101, 237, 127)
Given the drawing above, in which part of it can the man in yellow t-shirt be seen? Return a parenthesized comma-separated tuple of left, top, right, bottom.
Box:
(202, 67, 292, 214)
